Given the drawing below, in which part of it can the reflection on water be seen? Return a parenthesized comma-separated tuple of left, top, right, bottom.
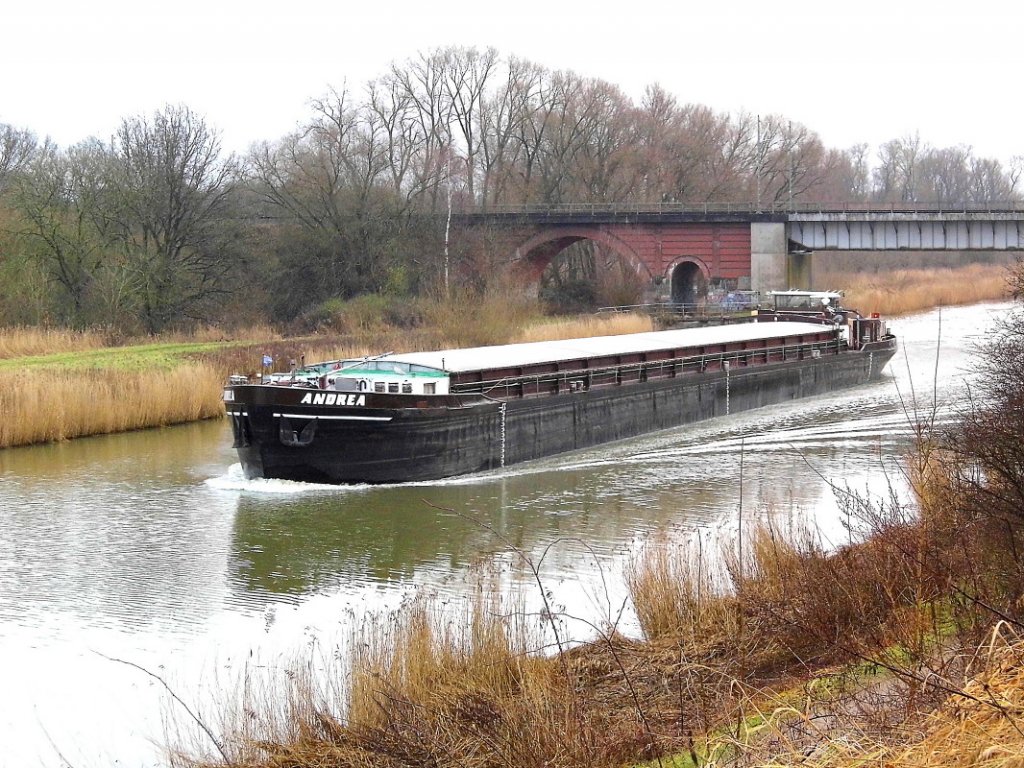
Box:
(0, 302, 1005, 767)
(0, 421, 238, 639)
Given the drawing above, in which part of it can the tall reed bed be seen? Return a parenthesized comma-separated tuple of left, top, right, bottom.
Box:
(0, 364, 224, 448)
(515, 312, 653, 342)
(624, 532, 738, 644)
(823, 265, 1010, 316)
(0, 326, 109, 359)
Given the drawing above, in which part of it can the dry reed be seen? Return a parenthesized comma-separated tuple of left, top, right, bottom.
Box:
(0, 326, 108, 359)
(181, 580, 637, 768)
(515, 312, 653, 343)
(625, 532, 738, 643)
(0, 363, 225, 447)
(822, 265, 1010, 316)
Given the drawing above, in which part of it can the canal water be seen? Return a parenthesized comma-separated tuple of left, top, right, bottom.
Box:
(0, 303, 1006, 767)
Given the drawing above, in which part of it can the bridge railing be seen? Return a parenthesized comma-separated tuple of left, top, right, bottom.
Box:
(597, 301, 761, 318)
(469, 201, 1024, 216)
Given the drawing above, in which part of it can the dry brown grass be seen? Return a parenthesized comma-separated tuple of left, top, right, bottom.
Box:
(175, 503, 1024, 768)
(883, 625, 1024, 768)
(515, 312, 653, 343)
(180, 578, 670, 768)
(0, 364, 225, 447)
(821, 265, 1010, 316)
(744, 625, 1024, 768)
(625, 533, 738, 644)
(0, 326, 108, 359)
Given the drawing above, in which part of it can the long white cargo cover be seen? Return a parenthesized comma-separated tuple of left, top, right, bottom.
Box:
(382, 320, 834, 374)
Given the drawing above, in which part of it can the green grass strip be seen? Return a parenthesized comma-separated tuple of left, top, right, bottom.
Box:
(0, 339, 255, 372)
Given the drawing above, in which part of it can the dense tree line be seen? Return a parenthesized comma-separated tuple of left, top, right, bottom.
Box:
(0, 47, 1020, 331)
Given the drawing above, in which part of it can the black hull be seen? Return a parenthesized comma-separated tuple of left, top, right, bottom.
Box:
(226, 341, 896, 484)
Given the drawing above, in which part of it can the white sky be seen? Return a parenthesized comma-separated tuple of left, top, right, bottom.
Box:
(3, 0, 1021, 165)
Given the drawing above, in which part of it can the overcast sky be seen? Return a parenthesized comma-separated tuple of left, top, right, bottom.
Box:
(3, 0, 1020, 164)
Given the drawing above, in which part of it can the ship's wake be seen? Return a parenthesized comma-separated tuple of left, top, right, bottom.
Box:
(205, 463, 370, 494)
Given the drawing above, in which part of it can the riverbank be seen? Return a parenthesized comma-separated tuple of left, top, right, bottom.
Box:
(0, 312, 652, 449)
(0, 262, 1011, 449)
(174, 447, 1024, 768)
(171, 278, 1024, 768)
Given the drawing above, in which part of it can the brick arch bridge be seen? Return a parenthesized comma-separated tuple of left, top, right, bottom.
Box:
(453, 208, 787, 303)
(452, 203, 1024, 301)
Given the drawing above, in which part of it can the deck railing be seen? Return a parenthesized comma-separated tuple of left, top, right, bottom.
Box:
(452, 337, 843, 399)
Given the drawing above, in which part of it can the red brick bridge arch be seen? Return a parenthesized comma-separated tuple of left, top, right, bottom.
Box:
(499, 220, 753, 302)
(511, 226, 653, 281)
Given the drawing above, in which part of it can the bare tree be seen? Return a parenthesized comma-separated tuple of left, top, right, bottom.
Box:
(366, 77, 425, 204)
(917, 145, 972, 204)
(568, 80, 635, 201)
(678, 105, 740, 202)
(107, 104, 237, 332)
(532, 71, 631, 203)
(874, 134, 925, 202)
(10, 141, 111, 323)
(510, 65, 557, 203)
(440, 46, 499, 204)
(389, 51, 454, 212)
(0, 123, 39, 193)
(967, 156, 1016, 203)
(846, 143, 873, 200)
(476, 56, 542, 207)
(745, 116, 832, 206)
(1010, 156, 1023, 197)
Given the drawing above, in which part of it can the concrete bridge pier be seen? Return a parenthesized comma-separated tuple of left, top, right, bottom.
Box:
(751, 222, 814, 291)
(751, 222, 787, 292)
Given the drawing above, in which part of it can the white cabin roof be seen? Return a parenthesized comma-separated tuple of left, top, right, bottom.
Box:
(380, 320, 832, 374)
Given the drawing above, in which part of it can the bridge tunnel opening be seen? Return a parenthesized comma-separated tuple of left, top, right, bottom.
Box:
(534, 239, 646, 312)
(670, 261, 707, 306)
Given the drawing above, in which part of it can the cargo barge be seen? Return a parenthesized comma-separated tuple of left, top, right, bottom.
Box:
(224, 292, 896, 484)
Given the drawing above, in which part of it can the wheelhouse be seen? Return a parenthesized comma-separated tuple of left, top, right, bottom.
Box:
(768, 289, 845, 313)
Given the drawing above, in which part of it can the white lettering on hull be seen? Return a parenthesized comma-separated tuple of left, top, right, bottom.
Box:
(299, 393, 366, 406)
